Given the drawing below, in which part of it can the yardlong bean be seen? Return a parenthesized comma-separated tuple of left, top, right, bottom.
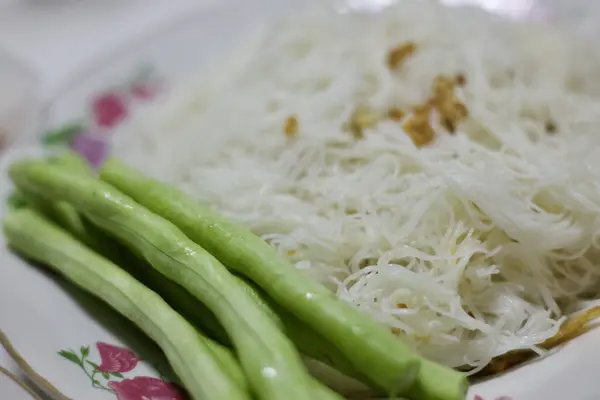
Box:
(100, 157, 467, 400)
(9, 159, 330, 400)
(46, 152, 355, 396)
(3, 208, 250, 400)
(18, 192, 249, 392)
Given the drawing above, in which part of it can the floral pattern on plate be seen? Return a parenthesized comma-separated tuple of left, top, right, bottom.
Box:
(58, 342, 184, 400)
(41, 64, 162, 168)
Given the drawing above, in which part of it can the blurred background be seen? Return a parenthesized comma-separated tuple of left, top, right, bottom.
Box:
(0, 0, 598, 153)
(0, 0, 210, 153)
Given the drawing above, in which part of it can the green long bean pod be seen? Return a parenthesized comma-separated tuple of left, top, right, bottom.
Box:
(24, 153, 115, 254)
(3, 208, 250, 400)
(100, 157, 468, 400)
(9, 159, 329, 400)
(18, 199, 249, 392)
(232, 275, 373, 385)
(46, 152, 356, 396)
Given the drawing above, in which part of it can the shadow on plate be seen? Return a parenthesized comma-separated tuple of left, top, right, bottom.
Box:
(14, 254, 177, 384)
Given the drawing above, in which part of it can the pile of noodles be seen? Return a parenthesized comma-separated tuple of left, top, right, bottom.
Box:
(113, 0, 600, 373)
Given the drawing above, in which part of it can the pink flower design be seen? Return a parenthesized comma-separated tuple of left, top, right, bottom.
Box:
(96, 342, 139, 373)
(70, 133, 109, 168)
(92, 92, 128, 129)
(108, 377, 185, 400)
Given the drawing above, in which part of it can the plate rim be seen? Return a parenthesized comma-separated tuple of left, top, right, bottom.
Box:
(0, 357, 50, 400)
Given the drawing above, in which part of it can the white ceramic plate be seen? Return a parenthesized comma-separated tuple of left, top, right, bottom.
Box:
(0, 367, 41, 400)
(2, 1, 600, 400)
(0, 50, 41, 154)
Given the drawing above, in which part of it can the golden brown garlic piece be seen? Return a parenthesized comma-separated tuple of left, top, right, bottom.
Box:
(432, 75, 469, 133)
(387, 107, 406, 122)
(402, 102, 435, 147)
(344, 105, 379, 139)
(391, 327, 403, 335)
(283, 115, 299, 137)
(387, 42, 417, 70)
(545, 120, 557, 134)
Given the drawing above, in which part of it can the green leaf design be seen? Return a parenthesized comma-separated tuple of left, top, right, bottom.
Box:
(101, 372, 110, 380)
(93, 379, 101, 386)
(42, 122, 84, 146)
(80, 346, 90, 358)
(58, 350, 82, 366)
(86, 360, 100, 370)
(110, 372, 124, 378)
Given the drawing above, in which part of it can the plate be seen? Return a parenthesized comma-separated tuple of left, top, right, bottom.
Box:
(0, 367, 42, 400)
(0, 50, 41, 152)
(1, 1, 599, 400)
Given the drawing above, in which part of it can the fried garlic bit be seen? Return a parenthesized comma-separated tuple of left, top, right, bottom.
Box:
(344, 105, 379, 139)
(283, 115, 299, 137)
(402, 102, 435, 147)
(477, 305, 600, 377)
(387, 107, 406, 121)
(391, 327, 403, 335)
(394, 73, 469, 147)
(387, 42, 417, 70)
(545, 120, 557, 134)
(390, 325, 430, 343)
(432, 75, 469, 133)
